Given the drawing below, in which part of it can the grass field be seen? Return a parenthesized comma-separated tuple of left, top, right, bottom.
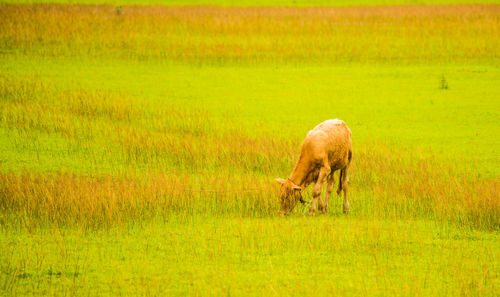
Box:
(4, 0, 500, 6)
(0, 2, 499, 296)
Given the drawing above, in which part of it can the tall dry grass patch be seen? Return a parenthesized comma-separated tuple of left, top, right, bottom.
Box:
(1, 4, 499, 63)
(0, 171, 277, 229)
(0, 76, 300, 174)
(1, 145, 497, 230)
(0, 76, 141, 139)
(352, 145, 499, 229)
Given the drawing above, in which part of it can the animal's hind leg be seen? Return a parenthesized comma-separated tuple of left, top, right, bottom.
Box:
(342, 150, 352, 214)
(319, 173, 335, 214)
(339, 167, 350, 214)
(309, 166, 330, 216)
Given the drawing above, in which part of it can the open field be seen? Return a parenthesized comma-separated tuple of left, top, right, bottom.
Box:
(1, 217, 498, 296)
(0, 3, 499, 296)
(2, 4, 499, 63)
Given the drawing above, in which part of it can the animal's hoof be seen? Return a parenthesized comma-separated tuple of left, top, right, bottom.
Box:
(343, 208, 350, 214)
(321, 208, 328, 214)
(308, 211, 316, 216)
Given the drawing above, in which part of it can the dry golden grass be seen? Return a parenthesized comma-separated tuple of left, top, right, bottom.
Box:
(1, 4, 499, 63)
(0, 171, 276, 229)
(0, 76, 140, 138)
(1, 146, 497, 230)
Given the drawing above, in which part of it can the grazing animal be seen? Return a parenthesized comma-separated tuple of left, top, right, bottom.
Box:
(275, 119, 352, 216)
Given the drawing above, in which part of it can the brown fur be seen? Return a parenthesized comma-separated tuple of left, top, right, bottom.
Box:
(276, 119, 352, 215)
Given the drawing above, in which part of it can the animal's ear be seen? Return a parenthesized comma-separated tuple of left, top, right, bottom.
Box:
(292, 184, 302, 191)
(275, 178, 287, 184)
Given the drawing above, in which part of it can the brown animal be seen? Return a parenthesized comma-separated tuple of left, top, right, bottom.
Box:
(275, 119, 352, 216)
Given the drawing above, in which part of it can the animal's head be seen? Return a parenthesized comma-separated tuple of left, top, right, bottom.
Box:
(275, 178, 303, 215)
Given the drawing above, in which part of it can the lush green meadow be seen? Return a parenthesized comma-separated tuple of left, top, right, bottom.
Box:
(0, 2, 499, 296)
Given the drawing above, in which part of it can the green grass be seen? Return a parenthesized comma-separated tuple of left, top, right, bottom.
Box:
(1, 57, 498, 295)
(0, 3, 499, 296)
(2, 217, 499, 297)
(1, 57, 499, 177)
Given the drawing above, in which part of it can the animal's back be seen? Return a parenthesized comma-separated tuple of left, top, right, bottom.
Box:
(303, 119, 351, 168)
(310, 119, 351, 136)
(306, 119, 351, 147)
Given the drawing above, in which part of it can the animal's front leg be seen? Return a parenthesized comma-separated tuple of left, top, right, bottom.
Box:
(309, 166, 330, 216)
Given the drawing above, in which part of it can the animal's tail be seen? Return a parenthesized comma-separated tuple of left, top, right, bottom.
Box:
(337, 149, 352, 195)
(337, 169, 344, 195)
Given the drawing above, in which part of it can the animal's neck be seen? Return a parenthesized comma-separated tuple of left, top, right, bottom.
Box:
(288, 156, 310, 188)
